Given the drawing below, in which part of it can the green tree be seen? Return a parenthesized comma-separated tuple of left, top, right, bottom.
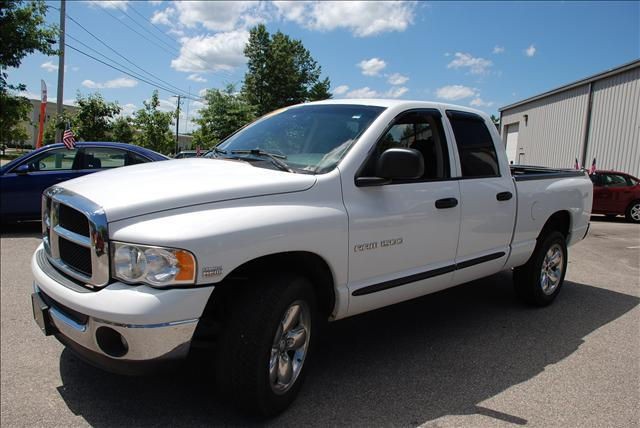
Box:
(111, 116, 134, 144)
(133, 90, 174, 154)
(308, 77, 332, 102)
(0, 0, 58, 143)
(490, 114, 500, 130)
(242, 24, 332, 116)
(74, 92, 120, 141)
(43, 110, 75, 145)
(193, 84, 255, 148)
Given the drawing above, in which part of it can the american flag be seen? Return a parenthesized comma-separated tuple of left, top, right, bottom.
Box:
(574, 158, 580, 170)
(63, 124, 76, 150)
(588, 158, 597, 174)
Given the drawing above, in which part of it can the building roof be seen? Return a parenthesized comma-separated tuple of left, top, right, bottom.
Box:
(499, 58, 640, 112)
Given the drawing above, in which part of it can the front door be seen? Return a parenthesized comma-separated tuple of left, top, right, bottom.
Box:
(344, 109, 461, 316)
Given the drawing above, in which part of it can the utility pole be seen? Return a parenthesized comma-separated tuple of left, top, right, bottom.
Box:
(55, 0, 66, 143)
(174, 95, 181, 155)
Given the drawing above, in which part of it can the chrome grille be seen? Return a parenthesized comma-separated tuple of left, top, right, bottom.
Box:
(42, 187, 109, 288)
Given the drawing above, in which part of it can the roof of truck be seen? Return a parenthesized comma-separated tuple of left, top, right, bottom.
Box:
(305, 98, 488, 117)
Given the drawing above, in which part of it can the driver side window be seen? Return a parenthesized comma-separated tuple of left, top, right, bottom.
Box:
(21, 148, 78, 172)
(362, 110, 450, 181)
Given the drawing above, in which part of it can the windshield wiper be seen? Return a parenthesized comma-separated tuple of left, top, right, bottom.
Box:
(229, 149, 294, 173)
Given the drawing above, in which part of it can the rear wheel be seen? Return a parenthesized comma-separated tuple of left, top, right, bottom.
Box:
(513, 231, 568, 306)
(625, 200, 640, 223)
(215, 273, 317, 417)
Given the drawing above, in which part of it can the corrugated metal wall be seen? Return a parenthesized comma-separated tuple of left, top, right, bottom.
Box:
(586, 67, 640, 174)
(500, 86, 589, 168)
(501, 64, 640, 174)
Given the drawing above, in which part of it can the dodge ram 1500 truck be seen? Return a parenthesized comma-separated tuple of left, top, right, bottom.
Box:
(31, 99, 592, 416)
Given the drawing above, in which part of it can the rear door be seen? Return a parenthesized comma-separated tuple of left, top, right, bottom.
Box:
(445, 110, 516, 285)
(344, 109, 461, 315)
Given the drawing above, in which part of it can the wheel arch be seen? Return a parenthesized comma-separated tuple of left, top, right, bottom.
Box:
(539, 210, 571, 241)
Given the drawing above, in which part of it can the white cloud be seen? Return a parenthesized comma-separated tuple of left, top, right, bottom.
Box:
(120, 103, 137, 117)
(384, 86, 408, 98)
(333, 85, 349, 95)
(171, 31, 249, 73)
(387, 72, 409, 85)
(274, 1, 416, 37)
(447, 52, 493, 75)
(81, 77, 138, 89)
(150, 7, 175, 26)
(358, 58, 386, 76)
(198, 88, 208, 97)
(347, 87, 379, 98)
(187, 74, 207, 83)
(525, 44, 536, 57)
(435, 85, 477, 101)
(40, 60, 65, 73)
(493, 45, 504, 54)
(469, 97, 493, 107)
(173, 1, 261, 32)
(86, 0, 128, 10)
(149, 0, 162, 5)
(344, 86, 408, 99)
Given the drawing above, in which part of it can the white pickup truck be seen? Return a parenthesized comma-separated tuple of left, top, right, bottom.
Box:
(31, 99, 592, 416)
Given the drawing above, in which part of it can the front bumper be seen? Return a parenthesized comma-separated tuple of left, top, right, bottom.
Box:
(31, 244, 214, 374)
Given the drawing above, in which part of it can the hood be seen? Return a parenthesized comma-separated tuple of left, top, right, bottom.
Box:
(58, 158, 317, 221)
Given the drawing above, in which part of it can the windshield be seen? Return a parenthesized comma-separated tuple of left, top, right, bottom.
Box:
(207, 104, 385, 173)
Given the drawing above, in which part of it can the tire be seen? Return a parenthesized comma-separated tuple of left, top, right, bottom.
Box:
(625, 200, 640, 224)
(215, 273, 317, 417)
(513, 231, 568, 306)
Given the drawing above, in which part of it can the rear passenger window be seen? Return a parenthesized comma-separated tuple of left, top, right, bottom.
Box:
(447, 112, 500, 178)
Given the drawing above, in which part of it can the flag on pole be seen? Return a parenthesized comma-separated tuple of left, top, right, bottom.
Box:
(574, 158, 580, 170)
(36, 80, 47, 149)
(588, 158, 596, 174)
(62, 122, 76, 150)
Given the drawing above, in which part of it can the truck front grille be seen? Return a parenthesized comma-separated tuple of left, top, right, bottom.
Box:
(59, 237, 92, 276)
(42, 188, 110, 289)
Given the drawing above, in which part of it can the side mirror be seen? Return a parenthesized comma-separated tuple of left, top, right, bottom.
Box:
(15, 164, 30, 175)
(356, 148, 425, 187)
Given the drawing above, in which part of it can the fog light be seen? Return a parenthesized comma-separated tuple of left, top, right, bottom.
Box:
(95, 326, 128, 358)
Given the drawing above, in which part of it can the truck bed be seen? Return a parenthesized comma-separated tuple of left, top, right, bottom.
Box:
(510, 165, 588, 181)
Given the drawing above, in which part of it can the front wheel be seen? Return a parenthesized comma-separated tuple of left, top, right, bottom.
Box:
(626, 200, 640, 223)
(513, 231, 568, 306)
(215, 274, 317, 417)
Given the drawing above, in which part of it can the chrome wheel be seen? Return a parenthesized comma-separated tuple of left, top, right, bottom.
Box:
(269, 300, 310, 395)
(631, 203, 640, 221)
(540, 243, 564, 295)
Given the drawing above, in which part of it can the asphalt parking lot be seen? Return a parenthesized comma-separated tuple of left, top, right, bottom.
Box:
(1, 218, 638, 427)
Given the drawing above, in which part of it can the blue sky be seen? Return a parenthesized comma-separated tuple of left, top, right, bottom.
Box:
(12, 1, 640, 133)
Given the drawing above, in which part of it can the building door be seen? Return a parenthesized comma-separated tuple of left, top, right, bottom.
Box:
(505, 122, 519, 164)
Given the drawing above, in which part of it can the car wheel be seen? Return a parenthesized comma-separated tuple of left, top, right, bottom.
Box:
(625, 200, 640, 224)
(215, 273, 317, 417)
(513, 231, 568, 306)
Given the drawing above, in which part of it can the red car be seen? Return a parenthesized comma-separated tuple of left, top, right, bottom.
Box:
(590, 170, 640, 223)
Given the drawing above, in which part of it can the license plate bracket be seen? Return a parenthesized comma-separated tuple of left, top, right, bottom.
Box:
(31, 292, 54, 336)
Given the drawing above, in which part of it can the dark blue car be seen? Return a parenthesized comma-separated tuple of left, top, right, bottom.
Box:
(0, 142, 168, 223)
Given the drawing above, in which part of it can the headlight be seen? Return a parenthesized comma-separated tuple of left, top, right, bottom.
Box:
(112, 242, 196, 287)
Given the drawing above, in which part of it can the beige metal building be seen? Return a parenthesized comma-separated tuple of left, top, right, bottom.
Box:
(499, 59, 639, 174)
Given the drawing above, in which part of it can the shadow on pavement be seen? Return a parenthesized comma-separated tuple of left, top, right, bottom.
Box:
(0, 221, 41, 238)
(56, 272, 639, 426)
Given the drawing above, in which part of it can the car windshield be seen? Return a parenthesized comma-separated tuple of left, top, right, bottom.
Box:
(207, 104, 385, 173)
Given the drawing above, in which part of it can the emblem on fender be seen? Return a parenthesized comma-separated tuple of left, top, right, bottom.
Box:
(202, 266, 223, 277)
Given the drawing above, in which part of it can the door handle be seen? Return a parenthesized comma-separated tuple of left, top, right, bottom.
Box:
(496, 191, 513, 201)
(435, 198, 458, 209)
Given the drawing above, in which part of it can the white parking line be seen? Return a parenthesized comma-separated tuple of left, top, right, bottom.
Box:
(627, 246, 640, 249)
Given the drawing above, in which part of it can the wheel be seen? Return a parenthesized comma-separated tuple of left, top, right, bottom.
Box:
(625, 200, 640, 224)
(513, 231, 568, 306)
(215, 273, 317, 417)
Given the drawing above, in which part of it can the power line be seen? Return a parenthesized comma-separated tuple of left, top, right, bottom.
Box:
(128, 3, 181, 47)
(118, 8, 182, 56)
(65, 33, 197, 101)
(65, 43, 202, 102)
(64, 14, 198, 100)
